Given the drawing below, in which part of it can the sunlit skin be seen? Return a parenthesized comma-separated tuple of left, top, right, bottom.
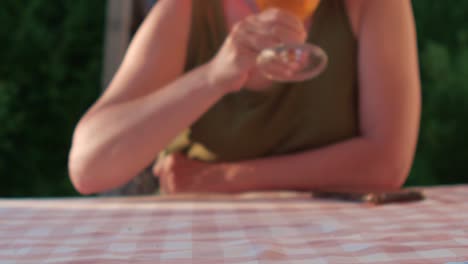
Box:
(68, 0, 421, 195)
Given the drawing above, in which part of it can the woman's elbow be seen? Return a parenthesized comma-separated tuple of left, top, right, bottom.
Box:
(375, 150, 413, 190)
(68, 150, 100, 195)
(68, 141, 134, 195)
(68, 131, 111, 195)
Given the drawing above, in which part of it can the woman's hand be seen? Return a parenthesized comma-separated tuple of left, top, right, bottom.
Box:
(153, 153, 230, 194)
(208, 8, 307, 93)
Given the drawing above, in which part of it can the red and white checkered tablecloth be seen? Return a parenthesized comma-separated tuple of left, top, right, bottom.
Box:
(0, 185, 467, 264)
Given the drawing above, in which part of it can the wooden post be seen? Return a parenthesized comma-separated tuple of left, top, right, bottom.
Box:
(102, 0, 133, 88)
(102, 0, 156, 88)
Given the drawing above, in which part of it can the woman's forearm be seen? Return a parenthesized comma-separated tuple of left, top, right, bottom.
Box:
(219, 137, 411, 193)
(69, 63, 227, 194)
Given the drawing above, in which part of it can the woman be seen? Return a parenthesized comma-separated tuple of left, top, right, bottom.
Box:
(68, 0, 421, 195)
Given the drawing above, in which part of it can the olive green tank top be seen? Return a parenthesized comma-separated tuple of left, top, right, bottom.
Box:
(164, 0, 359, 162)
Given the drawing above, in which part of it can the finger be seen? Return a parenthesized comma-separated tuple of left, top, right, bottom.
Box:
(231, 22, 259, 55)
(159, 169, 176, 195)
(270, 24, 306, 45)
(152, 158, 164, 177)
(152, 164, 161, 177)
(244, 15, 271, 36)
(158, 171, 167, 194)
(258, 8, 306, 37)
(234, 25, 278, 53)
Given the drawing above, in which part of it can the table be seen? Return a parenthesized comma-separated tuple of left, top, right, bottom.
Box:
(1, 185, 467, 264)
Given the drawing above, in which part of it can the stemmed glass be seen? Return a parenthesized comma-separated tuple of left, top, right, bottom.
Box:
(255, 0, 328, 82)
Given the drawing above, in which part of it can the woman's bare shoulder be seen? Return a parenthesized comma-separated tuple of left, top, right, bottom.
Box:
(345, 0, 414, 38)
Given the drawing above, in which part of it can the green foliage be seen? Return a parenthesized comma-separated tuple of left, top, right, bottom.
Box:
(406, 0, 468, 186)
(0, 1, 105, 196)
(0, 0, 467, 197)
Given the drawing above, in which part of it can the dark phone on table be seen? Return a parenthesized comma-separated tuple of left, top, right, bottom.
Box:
(311, 189, 425, 205)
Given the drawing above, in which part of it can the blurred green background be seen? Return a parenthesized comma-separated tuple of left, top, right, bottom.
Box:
(0, 0, 467, 197)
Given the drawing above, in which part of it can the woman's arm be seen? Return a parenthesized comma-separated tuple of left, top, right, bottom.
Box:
(68, 0, 224, 194)
(225, 0, 421, 192)
(157, 0, 421, 194)
(68, 2, 307, 195)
